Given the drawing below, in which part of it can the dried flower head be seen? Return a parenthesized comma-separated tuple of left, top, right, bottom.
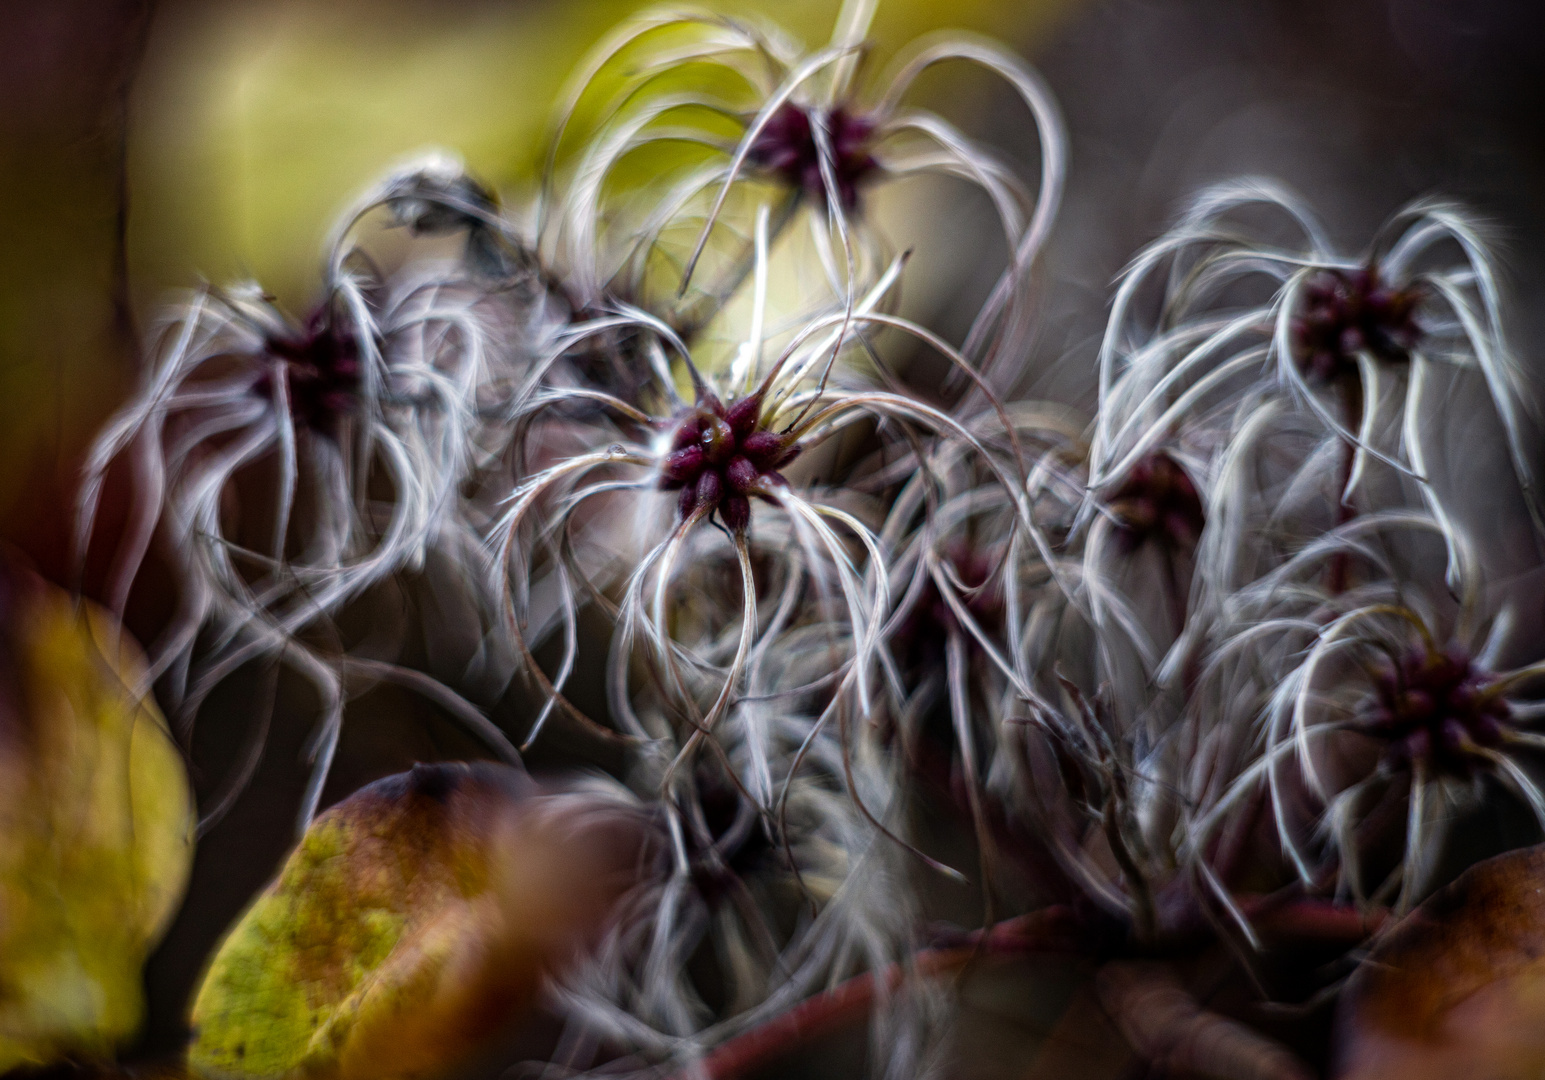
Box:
(538, 1, 1065, 391)
(1092, 183, 1540, 585)
(250, 304, 362, 438)
(1293, 264, 1426, 383)
(747, 101, 878, 209)
(1183, 511, 1545, 914)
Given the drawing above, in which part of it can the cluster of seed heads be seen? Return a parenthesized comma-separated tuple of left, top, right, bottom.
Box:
(72, 7, 1545, 1075)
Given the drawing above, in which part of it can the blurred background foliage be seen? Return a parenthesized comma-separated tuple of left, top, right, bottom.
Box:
(127, 0, 1078, 309)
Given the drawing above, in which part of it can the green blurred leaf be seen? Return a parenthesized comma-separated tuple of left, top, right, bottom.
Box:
(0, 565, 196, 1070)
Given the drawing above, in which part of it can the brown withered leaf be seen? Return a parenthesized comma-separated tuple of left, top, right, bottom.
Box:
(1335, 843, 1545, 1079)
(188, 762, 646, 1080)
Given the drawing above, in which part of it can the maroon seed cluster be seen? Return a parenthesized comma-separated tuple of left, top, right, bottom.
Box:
(1293, 265, 1425, 383)
(253, 309, 362, 438)
(1362, 644, 1511, 774)
(748, 103, 877, 211)
(1107, 452, 1205, 553)
(659, 393, 799, 533)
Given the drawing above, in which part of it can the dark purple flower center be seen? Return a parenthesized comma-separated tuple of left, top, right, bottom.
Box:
(748, 103, 877, 211)
(1361, 644, 1511, 774)
(252, 310, 362, 438)
(895, 543, 1002, 670)
(1293, 265, 1425, 383)
(658, 392, 799, 533)
(926, 546, 1000, 636)
(1108, 452, 1205, 553)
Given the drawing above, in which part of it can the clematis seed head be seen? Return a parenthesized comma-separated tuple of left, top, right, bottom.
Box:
(1361, 643, 1512, 775)
(1293, 265, 1425, 383)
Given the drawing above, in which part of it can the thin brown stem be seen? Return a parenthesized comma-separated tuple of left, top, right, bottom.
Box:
(670, 908, 1080, 1080)
(1326, 374, 1363, 595)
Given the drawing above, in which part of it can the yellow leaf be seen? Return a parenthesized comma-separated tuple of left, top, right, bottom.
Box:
(0, 565, 196, 1070)
(188, 762, 644, 1080)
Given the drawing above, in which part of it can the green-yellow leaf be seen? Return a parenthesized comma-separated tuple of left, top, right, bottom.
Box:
(0, 566, 196, 1070)
(189, 762, 644, 1080)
